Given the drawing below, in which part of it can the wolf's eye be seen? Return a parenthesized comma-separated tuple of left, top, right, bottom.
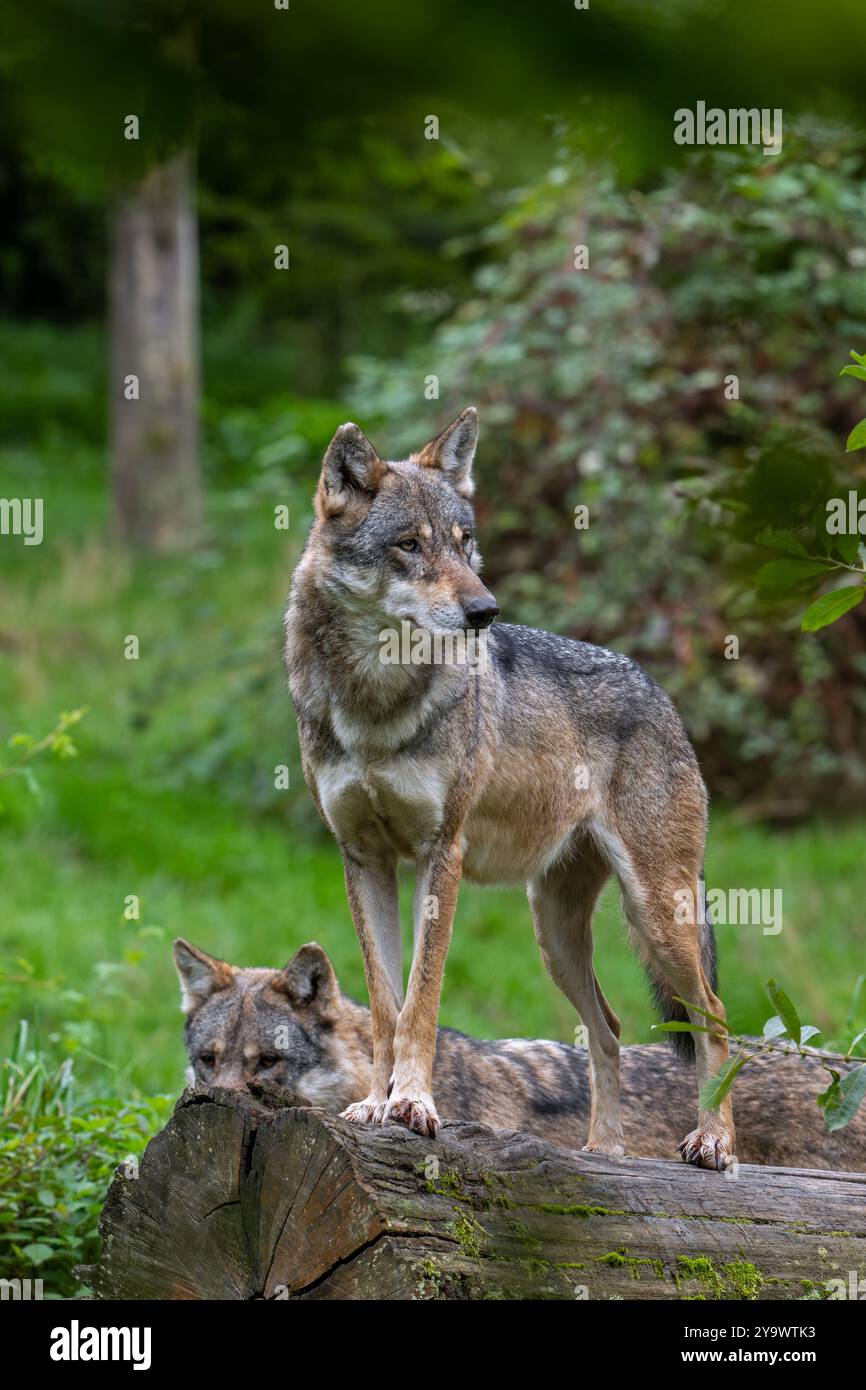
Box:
(199, 1053, 215, 1067)
(462, 531, 473, 548)
(396, 538, 419, 553)
(258, 1055, 279, 1070)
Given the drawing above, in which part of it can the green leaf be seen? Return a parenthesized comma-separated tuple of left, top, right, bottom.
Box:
(801, 586, 866, 632)
(839, 364, 866, 382)
(754, 527, 809, 557)
(21, 1242, 55, 1264)
(698, 1053, 748, 1111)
(823, 1066, 866, 1132)
(764, 1016, 818, 1046)
(755, 558, 829, 590)
(848, 349, 866, 367)
(762, 1015, 789, 1040)
(816, 1070, 841, 1109)
(766, 980, 801, 1044)
(671, 997, 731, 1030)
(846, 418, 866, 451)
(832, 528, 861, 565)
(651, 1021, 714, 1035)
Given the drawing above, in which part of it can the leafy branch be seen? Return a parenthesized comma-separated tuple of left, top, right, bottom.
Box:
(654, 977, 866, 1133)
(840, 348, 866, 452)
(0, 709, 88, 801)
(751, 350, 866, 632)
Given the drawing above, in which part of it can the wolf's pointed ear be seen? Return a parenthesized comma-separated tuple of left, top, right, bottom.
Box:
(316, 422, 384, 518)
(173, 938, 235, 1015)
(416, 406, 478, 498)
(272, 942, 340, 1024)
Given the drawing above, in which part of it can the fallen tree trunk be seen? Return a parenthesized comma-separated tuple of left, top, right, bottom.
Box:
(79, 1086, 866, 1301)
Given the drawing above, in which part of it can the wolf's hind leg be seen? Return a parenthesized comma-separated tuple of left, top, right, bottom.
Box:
(339, 853, 402, 1126)
(528, 845, 624, 1156)
(615, 842, 735, 1171)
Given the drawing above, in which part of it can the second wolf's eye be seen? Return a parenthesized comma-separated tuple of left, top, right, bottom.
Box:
(199, 1053, 215, 1067)
(258, 1055, 279, 1069)
(396, 538, 419, 553)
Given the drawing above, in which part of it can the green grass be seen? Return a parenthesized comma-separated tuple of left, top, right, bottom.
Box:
(0, 1019, 172, 1297)
(1, 423, 865, 1102)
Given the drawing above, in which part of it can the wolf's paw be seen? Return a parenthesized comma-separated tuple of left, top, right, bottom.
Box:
(383, 1093, 440, 1138)
(582, 1138, 625, 1157)
(679, 1128, 735, 1171)
(340, 1097, 387, 1126)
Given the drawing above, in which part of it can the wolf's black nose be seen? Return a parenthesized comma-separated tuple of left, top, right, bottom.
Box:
(464, 597, 499, 629)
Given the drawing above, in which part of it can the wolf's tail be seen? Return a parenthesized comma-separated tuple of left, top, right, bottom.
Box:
(646, 868, 717, 1065)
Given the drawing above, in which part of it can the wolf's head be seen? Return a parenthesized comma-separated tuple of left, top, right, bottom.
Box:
(173, 938, 370, 1107)
(308, 407, 498, 635)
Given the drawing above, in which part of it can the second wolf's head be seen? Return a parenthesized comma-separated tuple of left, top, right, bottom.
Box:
(299, 407, 498, 637)
(173, 937, 371, 1108)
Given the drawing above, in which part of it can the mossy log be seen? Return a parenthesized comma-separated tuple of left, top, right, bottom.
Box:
(79, 1086, 866, 1301)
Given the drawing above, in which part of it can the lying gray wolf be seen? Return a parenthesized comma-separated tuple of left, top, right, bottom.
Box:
(283, 408, 734, 1167)
(174, 938, 865, 1171)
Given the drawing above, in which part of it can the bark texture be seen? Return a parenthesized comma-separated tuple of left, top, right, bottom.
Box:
(109, 151, 202, 552)
(79, 1086, 866, 1301)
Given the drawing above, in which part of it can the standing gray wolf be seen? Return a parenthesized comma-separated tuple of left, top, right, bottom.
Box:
(173, 938, 865, 1171)
(283, 408, 734, 1168)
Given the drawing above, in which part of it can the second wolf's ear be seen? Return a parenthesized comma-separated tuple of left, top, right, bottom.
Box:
(173, 938, 235, 1015)
(416, 406, 478, 498)
(316, 422, 384, 518)
(272, 942, 340, 1024)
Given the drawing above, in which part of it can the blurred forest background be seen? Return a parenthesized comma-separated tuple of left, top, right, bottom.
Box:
(1, 1, 866, 1291)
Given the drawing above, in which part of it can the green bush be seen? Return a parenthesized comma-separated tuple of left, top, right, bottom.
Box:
(0, 1025, 171, 1298)
(350, 121, 866, 812)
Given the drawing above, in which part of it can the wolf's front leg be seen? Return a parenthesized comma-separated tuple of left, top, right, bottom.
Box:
(339, 853, 403, 1126)
(384, 839, 463, 1138)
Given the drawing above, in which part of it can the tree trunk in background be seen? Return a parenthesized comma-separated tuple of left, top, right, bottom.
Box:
(109, 150, 202, 552)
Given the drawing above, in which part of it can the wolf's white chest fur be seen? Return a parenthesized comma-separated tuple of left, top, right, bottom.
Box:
(314, 747, 584, 885)
(308, 654, 593, 880)
(315, 755, 448, 862)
